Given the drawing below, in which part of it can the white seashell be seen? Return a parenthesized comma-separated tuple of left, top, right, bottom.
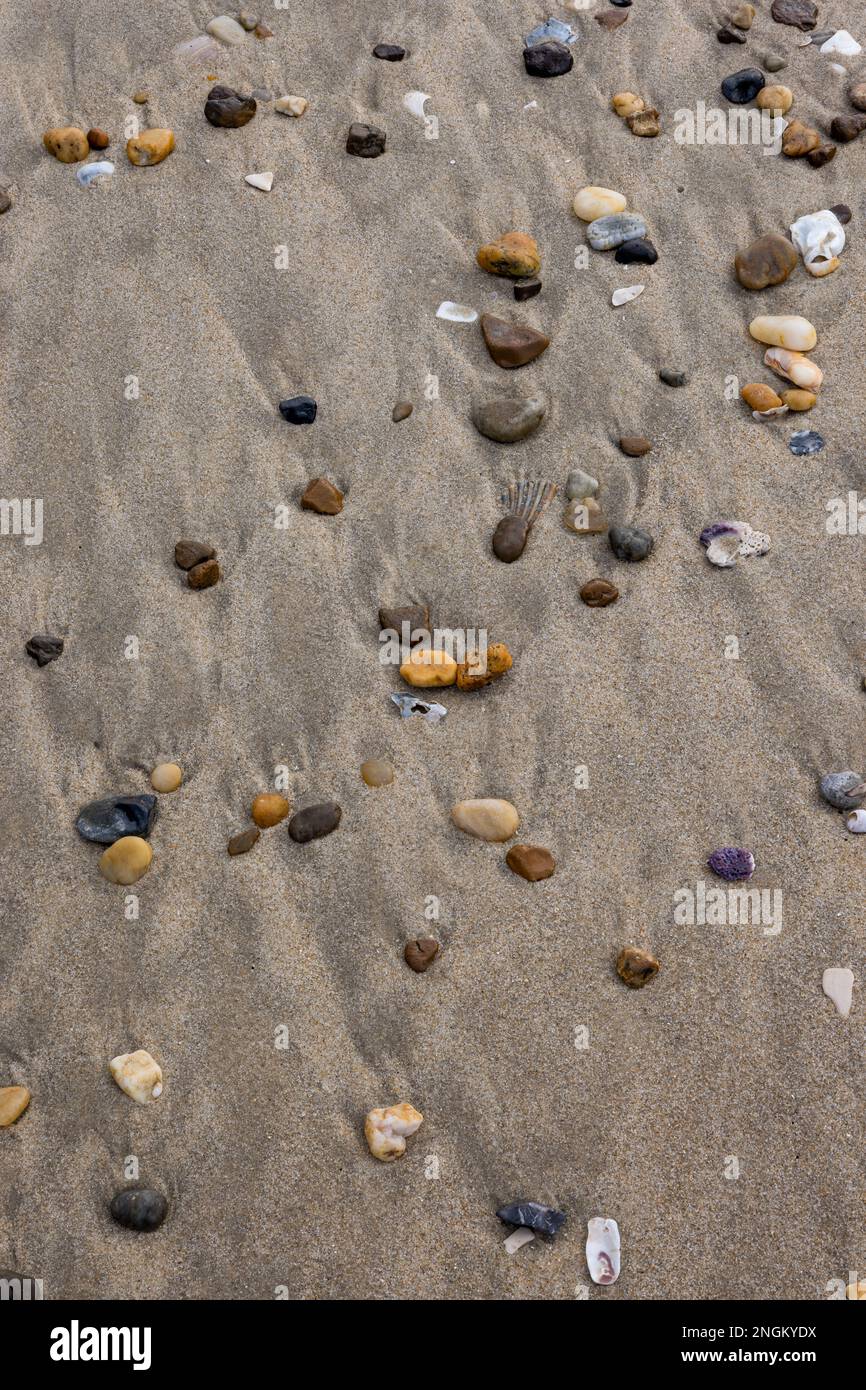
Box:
(749, 315, 817, 351)
(764, 347, 824, 391)
(172, 34, 223, 66)
(109, 1049, 163, 1104)
(76, 161, 114, 187)
(587, 1217, 621, 1286)
(245, 172, 274, 191)
(705, 533, 742, 567)
(845, 809, 866, 833)
(205, 15, 247, 45)
(752, 405, 789, 419)
(702, 521, 770, 567)
(612, 284, 644, 306)
(404, 90, 431, 122)
(364, 1102, 423, 1161)
(820, 31, 861, 57)
(822, 967, 854, 1018)
(738, 526, 770, 559)
(436, 300, 478, 322)
(790, 210, 845, 276)
(829, 62, 848, 74)
(504, 1227, 536, 1255)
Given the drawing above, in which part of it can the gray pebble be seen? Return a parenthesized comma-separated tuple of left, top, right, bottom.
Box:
(764, 54, 787, 71)
(566, 468, 599, 499)
(609, 524, 654, 562)
(587, 213, 647, 252)
(659, 368, 688, 387)
(819, 771, 866, 810)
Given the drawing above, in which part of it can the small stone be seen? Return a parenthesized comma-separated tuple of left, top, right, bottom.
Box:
(25, 634, 63, 666)
(586, 213, 647, 251)
(807, 144, 837, 167)
(480, 314, 549, 369)
(627, 108, 661, 137)
(659, 368, 687, 387)
(789, 428, 824, 455)
(404, 939, 439, 972)
(831, 204, 852, 227)
(782, 119, 821, 157)
(476, 232, 541, 279)
(731, 3, 756, 29)
(364, 1103, 423, 1161)
(132, 89, 150, 104)
(174, 539, 215, 570)
(764, 54, 787, 71)
(275, 96, 308, 117)
(619, 435, 652, 456)
(616, 946, 659, 988)
(206, 15, 247, 44)
(126, 129, 175, 166)
(378, 603, 429, 637)
(613, 284, 645, 309)
(523, 40, 574, 77)
(564, 497, 608, 534)
(254, 22, 273, 38)
(573, 186, 627, 221)
(749, 314, 816, 350)
(849, 81, 866, 112)
(0, 1086, 31, 1127)
(76, 794, 157, 844)
(0, 188, 11, 214)
(373, 43, 406, 61)
(735, 232, 799, 290)
(301, 478, 343, 514)
(707, 847, 755, 881)
(820, 771, 866, 810)
(757, 84, 794, 114)
(251, 793, 290, 828)
(514, 279, 542, 301)
(346, 123, 386, 157)
(822, 967, 854, 1019)
(566, 469, 599, 499)
(361, 759, 394, 787)
(288, 802, 342, 843)
(609, 524, 653, 561)
(455, 642, 513, 691)
(770, 0, 818, 29)
(204, 85, 256, 128)
(492, 515, 530, 562)
(150, 763, 182, 793)
(400, 649, 457, 687)
(615, 238, 658, 265)
(451, 798, 519, 842)
(87, 128, 110, 149)
(110, 1188, 168, 1232)
(780, 389, 816, 410)
(506, 844, 556, 881)
(392, 401, 413, 422)
(830, 114, 866, 143)
(42, 127, 89, 162)
(98, 836, 153, 885)
(741, 383, 784, 412)
(187, 557, 220, 589)
(611, 92, 644, 118)
(497, 1202, 566, 1238)
(472, 397, 546, 443)
(718, 25, 748, 43)
(596, 9, 629, 29)
(580, 578, 619, 607)
(228, 827, 260, 856)
(237, 10, 258, 30)
(721, 69, 766, 104)
(109, 1050, 162, 1103)
(279, 395, 317, 424)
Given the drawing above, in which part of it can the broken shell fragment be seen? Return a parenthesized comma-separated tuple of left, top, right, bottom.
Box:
(403, 90, 431, 122)
(790, 209, 845, 275)
(109, 1050, 163, 1104)
(436, 300, 477, 323)
(76, 161, 115, 186)
(364, 1102, 423, 1161)
(496, 1201, 566, 1238)
(822, 967, 854, 1017)
(845, 809, 866, 832)
(587, 1217, 621, 1285)
(749, 315, 817, 351)
(707, 847, 755, 881)
(764, 347, 823, 391)
(616, 946, 660, 988)
(700, 521, 770, 568)
(493, 479, 557, 561)
(390, 693, 447, 722)
(245, 171, 274, 191)
(612, 283, 644, 306)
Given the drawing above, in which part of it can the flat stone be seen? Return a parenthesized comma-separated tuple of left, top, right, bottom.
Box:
(404, 938, 439, 972)
(378, 603, 429, 636)
(609, 524, 653, 561)
(132, 90, 150, 104)
(206, 14, 247, 44)
(586, 212, 647, 251)
(735, 232, 799, 290)
(771, 0, 818, 29)
(659, 368, 688, 387)
(400, 649, 457, 687)
(392, 401, 413, 422)
(830, 203, 852, 225)
(564, 497, 607, 534)
(615, 238, 658, 265)
(523, 40, 573, 76)
(451, 798, 519, 842)
(109, 1050, 162, 1103)
(514, 278, 542, 301)
(619, 435, 652, 456)
(616, 945, 660, 988)
(205, 85, 256, 127)
(476, 232, 540, 279)
(707, 847, 755, 881)
(373, 43, 406, 60)
(42, 127, 89, 162)
(361, 758, 394, 787)
(174, 539, 215, 570)
(251, 793, 290, 827)
(830, 114, 866, 142)
(580, 578, 619, 607)
(301, 478, 343, 514)
(822, 967, 854, 1019)
(288, 802, 342, 843)
(506, 844, 556, 881)
(25, 634, 63, 666)
(279, 395, 317, 424)
(780, 389, 816, 410)
(472, 397, 546, 443)
(0, 1086, 31, 1127)
(627, 108, 661, 137)
(76, 794, 157, 844)
(480, 314, 549, 369)
(188, 557, 220, 588)
(228, 827, 260, 855)
(346, 123, 386, 157)
(99, 835, 153, 885)
(573, 186, 627, 222)
(566, 469, 599, 499)
(721, 68, 765, 104)
(110, 1188, 168, 1232)
(820, 771, 866, 810)
(151, 763, 182, 793)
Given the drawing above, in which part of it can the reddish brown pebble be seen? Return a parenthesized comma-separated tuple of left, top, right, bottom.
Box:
(619, 435, 652, 457)
(174, 539, 215, 570)
(251, 793, 290, 828)
(392, 401, 413, 422)
(301, 478, 343, 514)
(830, 114, 866, 143)
(580, 578, 619, 607)
(228, 827, 260, 856)
(506, 844, 556, 882)
(596, 8, 629, 29)
(616, 945, 660, 988)
(807, 144, 836, 167)
(255, 22, 274, 38)
(480, 313, 550, 369)
(404, 938, 440, 972)
(187, 557, 220, 589)
(87, 128, 110, 149)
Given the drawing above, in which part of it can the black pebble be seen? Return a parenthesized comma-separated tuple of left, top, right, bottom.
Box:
(76, 794, 158, 844)
(204, 84, 257, 128)
(497, 1201, 566, 1237)
(523, 41, 574, 77)
(346, 123, 386, 157)
(110, 1188, 168, 1232)
(831, 203, 852, 225)
(288, 802, 342, 843)
(609, 524, 654, 562)
(513, 278, 542, 301)
(25, 634, 63, 667)
(721, 68, 765, 104)
(373, 43, 406, 61)
(717, 26, 747, 43)
(493, 515, 530, 563)
(659, 368, 688, 387)
(279, 396, 317, 424)
(615, 238, 658, 266)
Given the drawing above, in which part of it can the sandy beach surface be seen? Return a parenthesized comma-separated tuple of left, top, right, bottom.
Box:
(1, 0, 864, 1299)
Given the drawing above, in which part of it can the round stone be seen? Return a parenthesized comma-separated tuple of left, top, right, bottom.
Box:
(0, 1086, 31, 1127)
(523, 40, 573, 77)
(612, 92, 644, 118)
(616, 946, 659, 988)
(756, 84, 793, 113)
(361, 759, 394, 787)
(252, 793, 290, 827)
(580, 578, 619, 607)
(174, 539, 215, 570)
(741, 383, 784, 412)
(472, 397, 546, 443)
(150, 763, 182, 793)
(849, 81, 866, 112)
(721, 68, 765, 104)
(820, 771, 866, 810)
(42, 127, 89, 162)
(735, 233, 798, 290)
(87, 128, 110, 149)
(609, 525, 653, 561)
(659, 368, 687, 387)
(404, 939, 439, 972)
(288, 802, 342, 843)
(764, 54, 787, 71)
(493, 514, 529, 562)
(505, 844, 556, 881)
(204, 85, 256, 128)
(619, 435, 652, 456)
(476, 232, 541, 279)
(132, 89, 150, 104)
(780, 389, 815, 411)
(98, 836, 153, 885)
(707, 847, 755, 881)
(279, 395, 316, 424)
(392, 401, 413, 422)
(566, 469, 599, 499)
(451, 798, 519, 842)
(110, 1188, 168, 1232)
(187, 557, 220, 589)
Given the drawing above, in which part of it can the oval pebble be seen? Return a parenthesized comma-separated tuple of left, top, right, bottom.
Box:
(252, 793, 290, 827)
(580, 578, 619, 607)
(150, 763, 182, 793)
(506, 844, 556, 881)
(110, 1188, 168, 1232)
(288, 802, 342, 843)
(452, 798, 519, 842)
(76, 794, 157, 844)
(707, 847, 755, 881)
(361, 759, 394, 787)
(98, 836, 153, 885)
(721, 68, 765, 104)
(587, 213, 647, 251)
(820, 771, 866, 810)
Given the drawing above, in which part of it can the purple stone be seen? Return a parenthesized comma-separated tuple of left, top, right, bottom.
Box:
(707, 847, 755, 881)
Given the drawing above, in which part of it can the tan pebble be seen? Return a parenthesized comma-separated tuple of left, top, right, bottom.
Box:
(251, 793, 290, 827)
(150, 762, 182, 793)
(780, 388, 816, 411)
(616, 945, 660, 988)
(188, 557, 220, 589)
(476, 231, 541, 279)
(573, 185, 627, 221)
(612, 91, 644, 118)
(451, 797, 519, 842)
(0, 1085, 31, 1127)
(126, 128, 175, 167)
(730, 3, 755, 29)
(757, 84, 793, 114)
(42, 126, 90, 162)
(132, 89, 150, 104)
(364, 1102, 423, 1161)
(782, 119, 821, 158)
(87, 128, 110, 149)
(98, 836, 152, 885)
(455, 642, 513, 690)
(361, 758, 394, 787)
(109, 1050, 162, 1103)
(741, 383, 784, 412)
(399, 648, 457, 688)
(627, 108, 661, 137)
(275, 96, 308, 116)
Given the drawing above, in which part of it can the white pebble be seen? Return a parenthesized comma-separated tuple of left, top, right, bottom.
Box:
(436, 300, 478, 323)
(822, 968, 854, 1018)
(245, 172, 274, 191)
(109, 1050, 163, 1104)
(820, 31, 861, 56)
(275, 97, 308, 117)
(364, 1103, 423, 1161)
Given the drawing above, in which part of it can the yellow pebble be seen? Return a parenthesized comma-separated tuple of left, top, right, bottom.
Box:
(399, 648, 458, 688)
(126, 128, 175, 167)
(0, 1085, 31, 1127)
(98, 836, 153, 885)
(151, 762, 182, 792)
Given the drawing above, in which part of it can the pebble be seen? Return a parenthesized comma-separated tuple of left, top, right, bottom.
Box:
(506, 844, 556, 881)
(126, 129, 175, 166)
(99, 836, 153, 885)
(819, 771, 866, 809)
(187, 557, 220, 589)
(361, 758, 394, 787)
(523, 40, 574, 77)
(757, 84, 794, 114)
(42, 127, 89, 162)
(615, 238, 658, 265)
(616, 946, 660, 988)
(789, 428, 824, 455)
(741, 383, 784, 413)
(822, 967, 854, 1019)
(301, 478, 343, 514)
(392, 401, 413, 422)
(707, 847, 755, 881)
(0, 1086, 31, 1127)
(275, 96, 308, 116)
(823, 31, 862, 57)
(609, 524, 653, 561)
(251, 793, 290, 828)
(782, 119, 821, 157)
(378, 602, 429, 635)
(735, 232, 799, 290)
(497, 1202, 566, 1237)
(255, 22, 273, 38)
(612, 284, 644, 307)
(564, 497, 608, 533)
(109, 1050, 162, 1103)
(0, 188, 11, 214)
(566, 468, 599, 499)
(493, 514, 529, 562)
(25, 634, 63, 666)
(587, 213, 646, 251)
(110, 1188, 168, 1232)
(627, 109, 661, 137)
(476, 232, 541, 279)
(237, 11, 259, 31)
(452, 798, 519, 842)
(830, 114, 866, 143)
(764, 54, 787, 71)
(845, 809, 866, 833)
(400, 648, 457, 687)
(373, 43, 407, 61)
(514, 278, 542, 301)
(364, 1103, 423, 1161)
(770, 0, 818, 28)
(132, 90, 150, 104)
(76, 794, 157, 844)
(807, 144, 837, 168)
(596, 9, 629, 29)
(749, 315, 816, 350)
(764, 347, 823, 391)
(580, 578, 619, 607)
(659, 368, 687, 387)
(245, 171, 274, 191)
(228, 827, 260, 855)
(87, 128, 110, 149)
(205, 85, 256, 128)
(573, 186, 627, 221)
(288, 802, 342, 843)
(472, 397, 546, 443)
(611, 92, 644, 117)
(619, 435, 652, 456)
(206, 15, 247, 44)
(404, 938, 439, 972)
(721, 69, 766, 104)
(718, 25, 748, 43)
(731, 2, 756, 27)
(455, 642, 512, 691)
(279, 395, 317, 424)
(781, 388, 816, 410)
(174, 539, 215, 570)
(480, 313, 550, 369)
(849, 82, 866, 112)
(346, 123, 386, 157)
(151, 763, 182, 793)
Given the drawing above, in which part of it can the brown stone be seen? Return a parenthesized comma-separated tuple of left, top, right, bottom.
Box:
(830, 114, 866, 143)
(730, 3, 755, 28)
(741, 383, 784, 412)
(596, 9, 629, 29)
(301, 478, 343, 514)
(378, 603, 429, 638)
(0, 1085, 31, 1127)
(627, 108, 661, 137)
(392, 401, 413, 422)
(87, 128, 110, 149)
(616, 945, 660, 988)
(404, 938, 440, 973)
(734, 232, 798, 290)
(251, 793, 290, 828)
(781, 119, 821, 157)
(807, 144, 836, 168)
(175, 539, 216, 570)
(228, 827, 260, 856)
(255, 22, 274, 38)
(187, 557, 220, 589)
(505, 844, 556, 882)
(346, 123, 386, 157)
(42, 126, 89, 162)
(619, 435, 652, 457)
(564, 497, 607, 534)
(770, 0, 817, 30)
(455, 642, 513, 691)
(580, 578, 619, 607)
(849, 82, 866, 113)
(480, 314, 550, 369)
(830, 203, 852, 225)
(476, 232, 541, 279)
(132, 89, 150, 104)
(361, 758, 394, 787)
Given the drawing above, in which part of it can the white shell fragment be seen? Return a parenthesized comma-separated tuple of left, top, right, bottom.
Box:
(587, 1217, 621, 1286)
(245, 172, 274, 191)
(764, 347, 824, 392)
(701, 521, 771, 568)
(845, 809, 866, 833)
(172, 34, 222, 66)
(205, 14, 247, 45)
(525, 18, 578, 47)
(404, 90, 431, 122)
(504, 1227, 537, 1255)
(753, 405, 789, 420)
(364, 1102, 423, 1161)
(612, 284, 644, 307)
(436, 300, 478, 323)
(76, 161, 114, 187)
(820, 31, 861, 57)
(822, 968, 854, 1018)
(109, 1049, 163, 1104)
(790, 210, 846, 277)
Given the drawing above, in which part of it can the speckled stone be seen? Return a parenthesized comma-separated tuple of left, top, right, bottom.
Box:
(820, 771, 866, 810)
(609, 524, 654, 561)
(616, 945, 660, 988)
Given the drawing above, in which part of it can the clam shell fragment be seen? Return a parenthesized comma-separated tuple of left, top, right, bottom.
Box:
(436, 301, 478, 323)
(587, 1217, 621, 1286)
(822, 967, 854, 1018)
(612, 283, 644, 306)
(789, 209, 845, 276)
(700, 521, 770, 568)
